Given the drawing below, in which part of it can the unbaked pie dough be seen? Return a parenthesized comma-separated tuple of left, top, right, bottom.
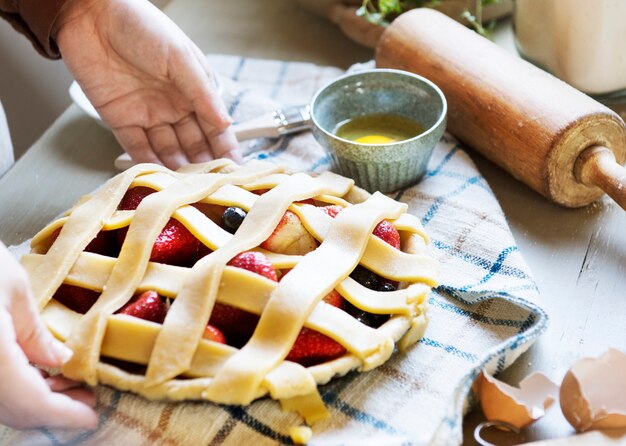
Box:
(22, 159, 439, 424)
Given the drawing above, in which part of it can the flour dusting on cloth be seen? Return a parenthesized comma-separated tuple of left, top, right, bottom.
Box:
(1, 56, 547, 446)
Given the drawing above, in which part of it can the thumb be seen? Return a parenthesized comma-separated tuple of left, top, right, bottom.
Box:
(9, 277, 73, 367)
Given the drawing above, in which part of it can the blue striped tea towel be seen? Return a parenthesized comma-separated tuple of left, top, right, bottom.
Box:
(0, 56, 547, 446)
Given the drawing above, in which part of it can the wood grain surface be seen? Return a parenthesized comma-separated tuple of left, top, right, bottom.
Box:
(0, 1, 624, 444)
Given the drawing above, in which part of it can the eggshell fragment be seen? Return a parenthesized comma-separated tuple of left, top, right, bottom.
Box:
(560, 348, 626, 432)
(480, 371, 559, 429)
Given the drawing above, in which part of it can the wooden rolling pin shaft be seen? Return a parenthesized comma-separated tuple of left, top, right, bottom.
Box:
(376, 9, 626, 209)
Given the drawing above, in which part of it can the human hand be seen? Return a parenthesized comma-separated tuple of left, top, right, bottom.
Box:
(0, 242, 98, 430)
(55, 0, 241, 170)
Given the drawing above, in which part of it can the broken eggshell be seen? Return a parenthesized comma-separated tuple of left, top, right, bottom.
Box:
(480, 371, 559, 429)
(560, 348, 626, 432)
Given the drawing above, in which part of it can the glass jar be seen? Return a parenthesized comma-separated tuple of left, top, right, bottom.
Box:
(514, 0, 626, 101)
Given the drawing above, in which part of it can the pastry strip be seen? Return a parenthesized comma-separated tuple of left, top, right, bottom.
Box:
(144, 172, 354, 386)
(64, 161, 283, 384)
(25, 164, 165, 310)
(293, 205, 439, 284)
(204, 192, 406, 404)
(27, 161, 437, 412)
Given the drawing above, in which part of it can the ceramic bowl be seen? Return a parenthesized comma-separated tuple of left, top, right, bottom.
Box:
(310, 69, 447, 193)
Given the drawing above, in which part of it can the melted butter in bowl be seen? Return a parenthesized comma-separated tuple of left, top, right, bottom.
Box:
(333, 114, 425, 145)
(310, 69, 447, 193)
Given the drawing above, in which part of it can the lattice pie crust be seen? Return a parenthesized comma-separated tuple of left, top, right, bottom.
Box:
(22, 159, 439, 422)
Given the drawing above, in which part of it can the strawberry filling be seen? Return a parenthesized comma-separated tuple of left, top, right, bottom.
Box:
(50, 190, 396, 369)
(117, 186, 205, 267)
(50, 227, 119, 257)
(321, 205, 401, 249)
(116, 290, 168, 324)
(260, 211, 318, 255)
(53, 284, 99, 314)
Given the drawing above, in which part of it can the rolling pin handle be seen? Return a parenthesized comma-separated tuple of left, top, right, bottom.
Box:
(575, 146, 626, 211)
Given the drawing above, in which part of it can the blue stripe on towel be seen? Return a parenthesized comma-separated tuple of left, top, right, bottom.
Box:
(495, 353, 507, 374)
(432, 240, 531, 281)
(309, 154, 331, 172)
(271, 62, 289, 99)
(221, 405, 293, 444)
(421, 176, 485, 226)
(419, 337, 477, 362)
(322, 391, 402, 435)
(429, 294, 525, 328)
(228, 89, 249, 117)
(458, 246, 519, 291)
(232, 57, 246, 81)
(437, 285, 540, 305)
(255, 136, 291, 160)
(433, 171, 492, 192)
(38, 429, 62, 446)
(426, 144, 461, 178)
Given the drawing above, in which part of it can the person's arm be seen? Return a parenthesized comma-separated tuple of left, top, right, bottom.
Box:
(0, 242, 98, 430)
(55, 0, 241, 169)
(0, 0, 69, 58)
(0, 0, 241, 169)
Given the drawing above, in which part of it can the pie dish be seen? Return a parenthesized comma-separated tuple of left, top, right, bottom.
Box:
(22, 159, 439, 423)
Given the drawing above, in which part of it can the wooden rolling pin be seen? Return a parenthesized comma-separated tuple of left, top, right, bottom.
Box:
(376, 9, 626, 209)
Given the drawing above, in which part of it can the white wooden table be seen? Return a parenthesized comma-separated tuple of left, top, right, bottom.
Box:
(0, 1, 624, 444)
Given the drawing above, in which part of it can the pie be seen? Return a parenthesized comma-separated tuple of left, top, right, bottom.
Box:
(22, 159, 439, 423)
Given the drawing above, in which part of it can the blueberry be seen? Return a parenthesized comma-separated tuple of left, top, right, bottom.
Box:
(350, 266, 379, 290)
(377, 282, 397, 292)
(221, 207, 247, 234)
(344, 301, 390, 328)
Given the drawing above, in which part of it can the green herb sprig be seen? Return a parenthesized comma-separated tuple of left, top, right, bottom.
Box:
(357, 0, 502, 38)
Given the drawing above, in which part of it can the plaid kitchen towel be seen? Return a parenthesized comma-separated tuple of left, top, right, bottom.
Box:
(1, 56, 548, 446)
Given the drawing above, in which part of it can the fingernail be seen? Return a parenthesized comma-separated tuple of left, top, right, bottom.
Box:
(218, 102, 233, 125)
(52, 340, 73, 364)
(193, 152, 212, 163)
(227, 149, 244, 164)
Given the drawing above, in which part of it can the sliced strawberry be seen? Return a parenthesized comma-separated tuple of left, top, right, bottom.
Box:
(320, 205, 343, 218)
(117, 186, 201, 266)
(53, 284, 100, 314)
(209, 303, 259, 348)
(210, 252, 277, 346)
(149, 220, 200, 266)
(118, 186, 156, 211)
(84, 230, 120, 256)
(323, 289, 344, 309)
(51, 227, 119, 257)
(322, 205, 400, 249)
(373, 221, 401, 249)
(116, 290, 168, 324)
(284, 289, 346, 367)
(117, 219, 200, 267)
(260, 211, 318, 255)
(196, 243, 212, 261)
(202, 324, 226, 344)
(286, 328, 346, 367)
(227, 251, 278, 282)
